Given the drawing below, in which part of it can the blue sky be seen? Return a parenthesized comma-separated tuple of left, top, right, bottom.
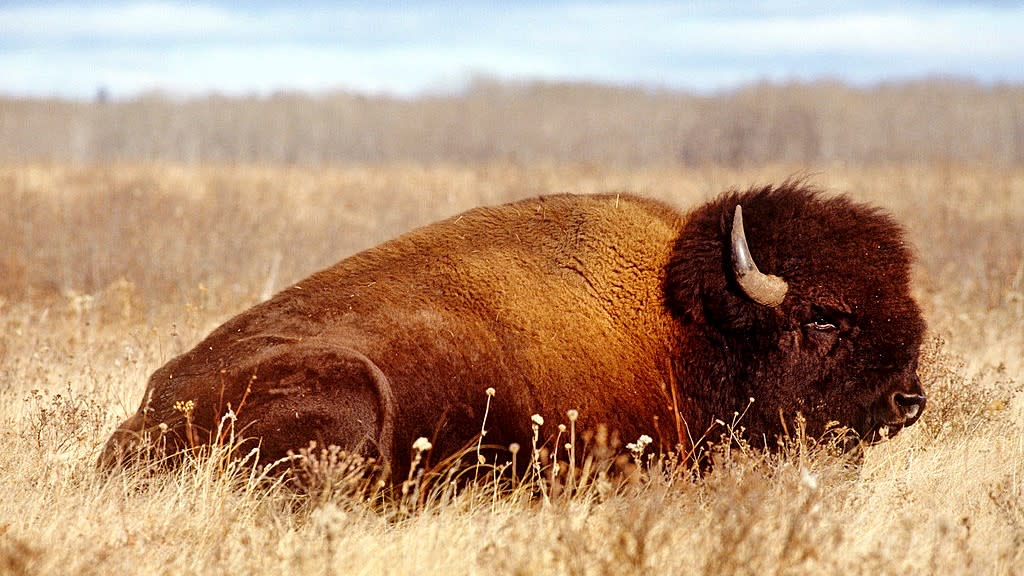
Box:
(1, 1, 1022, 99)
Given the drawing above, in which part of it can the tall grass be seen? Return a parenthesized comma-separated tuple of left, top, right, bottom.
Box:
(0, 163, 1021, 574)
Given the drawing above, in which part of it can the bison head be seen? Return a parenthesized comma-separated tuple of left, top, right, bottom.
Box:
(667, 183, 926, 449)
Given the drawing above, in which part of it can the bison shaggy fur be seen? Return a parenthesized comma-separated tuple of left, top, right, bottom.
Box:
(100, 182, 927, 480)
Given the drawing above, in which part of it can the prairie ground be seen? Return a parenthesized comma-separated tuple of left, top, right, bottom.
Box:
(0, 163, 1021, 575)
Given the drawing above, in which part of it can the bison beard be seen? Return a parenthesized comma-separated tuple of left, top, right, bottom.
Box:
(100, 182, 927, 482)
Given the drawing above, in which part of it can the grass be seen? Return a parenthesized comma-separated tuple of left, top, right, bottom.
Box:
(0, 162, 1022, 575)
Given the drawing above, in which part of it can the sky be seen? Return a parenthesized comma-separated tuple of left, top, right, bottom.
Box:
(1, 1, 1022, 100)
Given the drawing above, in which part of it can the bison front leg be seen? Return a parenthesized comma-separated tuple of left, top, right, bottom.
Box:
(99, 341, 397, 478)
(237, 343, 398, 476)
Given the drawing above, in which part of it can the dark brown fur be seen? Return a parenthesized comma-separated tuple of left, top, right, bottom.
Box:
(100, 184, 926, 480)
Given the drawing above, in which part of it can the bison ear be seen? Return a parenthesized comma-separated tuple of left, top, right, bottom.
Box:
(666, 203, 779, 333)
(666, 254, 757, 335)
(701, 273, 764, 333)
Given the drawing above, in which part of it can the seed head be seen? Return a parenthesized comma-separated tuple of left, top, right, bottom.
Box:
(567, 409, 579, 422)
(173, 399, 195, 418)
(531, 414, 544, 426)
(485, 387, 496, 397)
(626, 434, 653, 456)
(412, 437, 433, 452)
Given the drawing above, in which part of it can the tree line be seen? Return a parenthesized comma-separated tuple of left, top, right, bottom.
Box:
(1, 78, 1021, 166)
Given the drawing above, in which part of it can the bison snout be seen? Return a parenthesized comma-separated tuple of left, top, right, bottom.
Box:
(891, 391, 926, 423)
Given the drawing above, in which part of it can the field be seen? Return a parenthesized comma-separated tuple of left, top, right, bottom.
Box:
(0, 162, 1022, 575)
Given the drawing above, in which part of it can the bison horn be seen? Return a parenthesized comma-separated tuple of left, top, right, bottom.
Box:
(731, 205, 788, 307)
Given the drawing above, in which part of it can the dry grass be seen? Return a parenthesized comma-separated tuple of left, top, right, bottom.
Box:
(0, 163, 1022, 575)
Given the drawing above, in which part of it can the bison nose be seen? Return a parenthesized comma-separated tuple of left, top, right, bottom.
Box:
(892, 392, 927, 422)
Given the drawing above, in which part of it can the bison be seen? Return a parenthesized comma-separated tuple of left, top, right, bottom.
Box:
(100, 182, 927, 480)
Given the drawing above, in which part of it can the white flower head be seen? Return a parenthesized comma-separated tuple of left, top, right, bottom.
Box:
(531, 414, 544, 426)
(626, 434, 654, 458)
(412, 437, 433, 452)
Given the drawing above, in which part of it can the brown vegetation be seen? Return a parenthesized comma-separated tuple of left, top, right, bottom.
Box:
(2, 79, 1023, 166)
(0, 162, 1022, 574)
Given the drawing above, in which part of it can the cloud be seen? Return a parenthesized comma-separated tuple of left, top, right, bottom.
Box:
(0, 2, 249, 43)
(1, 1, 1021, 98)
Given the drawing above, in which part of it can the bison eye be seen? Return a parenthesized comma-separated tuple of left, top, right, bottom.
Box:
(805, 305, 843, 333)
(806, 318, 838, 332)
